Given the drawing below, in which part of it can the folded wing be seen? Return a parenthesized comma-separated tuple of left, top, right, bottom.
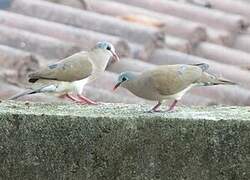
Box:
(150, 64, 204, 96)
(28, 52, 93, 83)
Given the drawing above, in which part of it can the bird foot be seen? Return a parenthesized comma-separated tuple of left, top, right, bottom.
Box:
(66, 94, 88, 105)
(76, 101, 87, 105)
(166, 108, 175, 113)
(167, 100, 178, 112)
(77, 95, 98, 105)
(145, 108, 176, 113)
(86, 101, 98, 105)
(145, 109, 163, 113)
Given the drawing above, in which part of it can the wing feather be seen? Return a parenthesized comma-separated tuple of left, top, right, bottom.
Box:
(149, 65, 203, 95)
(29, 52, 93, 83)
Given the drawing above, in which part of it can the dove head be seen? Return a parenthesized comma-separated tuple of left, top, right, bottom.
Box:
(95, 41, 119, 63)
(113, 71, 137, 90)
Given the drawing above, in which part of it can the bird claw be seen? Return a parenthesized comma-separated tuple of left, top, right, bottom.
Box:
(77, 95, 98, 105)
(86, 102, 98, 105)
(166, 107, 177, 113)
(76, 100, 98, 105)
(145, 109, 176, 113)
(76, 101, 87, 105)
(145, 109, 162, 113)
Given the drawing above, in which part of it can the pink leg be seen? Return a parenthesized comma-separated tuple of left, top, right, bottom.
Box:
(167, 100, 178, 112)
(148, 101, 162, 113)
(77, 94, 98, 105)
(66, 93, 86, 104)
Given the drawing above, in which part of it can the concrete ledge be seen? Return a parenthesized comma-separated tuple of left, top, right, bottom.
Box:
(0, 101, 249, 179)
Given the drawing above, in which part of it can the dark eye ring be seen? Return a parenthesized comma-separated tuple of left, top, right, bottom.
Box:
(106, 46, 111, 50)
(122, 77, 127, 81)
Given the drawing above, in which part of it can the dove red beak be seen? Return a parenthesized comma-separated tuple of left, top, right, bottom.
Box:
(113, 82, 122, 91)
(111, 51, 119, 63)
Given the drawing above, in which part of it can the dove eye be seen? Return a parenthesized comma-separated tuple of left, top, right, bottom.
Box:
(122, 77, 127, 81)
(106, 46, 111, 51)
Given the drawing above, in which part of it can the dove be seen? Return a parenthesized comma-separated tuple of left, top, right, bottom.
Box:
(113, 63, 235, 112)
(9, 41, 119, 104)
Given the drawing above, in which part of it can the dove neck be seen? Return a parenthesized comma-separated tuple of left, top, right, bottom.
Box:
(89, 49, 112, 71)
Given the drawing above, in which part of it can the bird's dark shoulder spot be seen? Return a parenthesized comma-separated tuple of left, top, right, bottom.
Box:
(192, 63, 209, 72)
(28, 78, 38, 83)
(48, 63, 58, 69)
(177, 65, 187, 75)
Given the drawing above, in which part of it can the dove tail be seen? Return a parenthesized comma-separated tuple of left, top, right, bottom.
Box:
(212, 78, 237, 85)
(197, 72, 236, 86)
(8, 87, 44, 100)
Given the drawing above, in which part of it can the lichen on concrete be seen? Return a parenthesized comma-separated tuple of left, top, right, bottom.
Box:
(0, 101, 249, 179)
(1, 100, 249, 120)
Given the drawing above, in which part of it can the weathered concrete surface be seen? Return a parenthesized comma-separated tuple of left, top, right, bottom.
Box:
(0, 101, 250, 180)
